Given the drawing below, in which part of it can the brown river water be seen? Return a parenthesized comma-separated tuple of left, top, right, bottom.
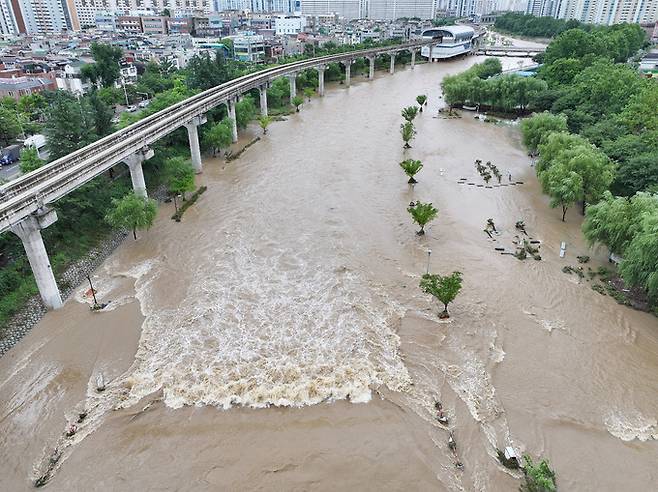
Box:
(1, 57, 658, 491)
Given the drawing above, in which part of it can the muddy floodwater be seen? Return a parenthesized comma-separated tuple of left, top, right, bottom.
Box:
(2, 57, 658, 491)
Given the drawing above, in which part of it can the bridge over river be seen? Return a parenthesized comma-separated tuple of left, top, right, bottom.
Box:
(0, 40, 436, 310)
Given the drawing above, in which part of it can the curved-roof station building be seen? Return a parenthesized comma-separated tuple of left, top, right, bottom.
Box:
(421, 25, 476, 60)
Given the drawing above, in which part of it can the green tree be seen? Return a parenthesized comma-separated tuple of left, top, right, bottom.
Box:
(407, 201, 437, 235)
(419, 271, 463, 318)
(235, 97, 256, 129)
(18, 146, 44, 174)
(292, 95, 304, 111)
(521, 455, 557, 492)
(521, 112, 568, 152)
(619, 211, 658, 303)
(416, 94, 427, 111)
(401, 106, 419, 122)
(401, 121, 416, 149)
(0, 107, 22, 146)
(303, 87, 315, 101)
(164, 157, 196, 199)
(44, 94, 97, 161)
(81, 43, 124, 88)
(258, 115, 272, 134)
(105, 192, 158, 240)
(87, 91, 114, 137)
(399, 159, 423, 184)
(582, 191, 658, 255)
(541, 163, 583, 221)
(612, 152, 658, 196)
(204, 119, 233, 156)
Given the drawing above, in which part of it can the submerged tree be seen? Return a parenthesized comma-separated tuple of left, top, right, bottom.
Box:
(402, 105, 419, 122)
(204, 118, 233, 156)
(407, 201, 437, 235)
(399, 159, 423, 184)
(105, 192, 157, 240)
(401, 121, 416, 148)
(303, 87, 315, 101)
(163, 157, 196, 199)
(258, 115, 272, 134)
(540, 163, 583, 221)
(521, 455, 557, 492)
(291, 95, 304, 112)
(416, 94, 428, 111)
(419, 271, 463, 319)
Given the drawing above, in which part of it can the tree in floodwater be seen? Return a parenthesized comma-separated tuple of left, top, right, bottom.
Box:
(407, 201, 437, 235)
(399, 159, 423, 184)
(303, 87, 314, 101)
(520, 455, 557, 492)
(105, 192, 157, 240)
(419, 271, 463, 319)
(258, 115, 272, 134)
(204, 118, 233, 156)
(401, 106, 419, 122)
(520, 112, 568, 153)
(416, 94, 427, 111)
(401, 121, 416, 148)
(291, 95, 304, 112)
(163, 157, 196, 199)
(540, 163, 583, 221)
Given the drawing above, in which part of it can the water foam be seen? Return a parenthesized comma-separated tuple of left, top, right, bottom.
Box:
(604, 409, 658, 442)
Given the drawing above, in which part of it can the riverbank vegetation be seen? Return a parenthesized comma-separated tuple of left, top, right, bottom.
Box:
(419, 271, 463, 319)
(494, 12, 588, 38)
(508, 22, 657, 311)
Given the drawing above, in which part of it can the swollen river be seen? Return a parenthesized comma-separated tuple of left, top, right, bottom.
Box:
(1, 58, 658, 491)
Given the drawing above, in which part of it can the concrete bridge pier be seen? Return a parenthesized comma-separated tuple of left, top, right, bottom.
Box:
(367, 56, 375, 79)
(411, 50, 416, 69)
(389, 53, 395, 74)
(344, 60, 351, 87)
(317, 65, 325, 96)
(184, 115, 207, 174)
(288, 74, 297, 99)
(10, 208, 62, 310)
(123, 147, 154, 196)
(226, 99, 238, 143)
(429, 45, 435, 62)
(258, 84, 268, 117)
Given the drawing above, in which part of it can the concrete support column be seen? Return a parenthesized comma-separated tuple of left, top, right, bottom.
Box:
(317, 65, 325, 96)
(10, 208, 62, 310)
(389, 53, 395, 74)
(123, 147, 154, 196)
(345, 61, 351, 87)
(411, 50, 416, 69)
(429, 45, 434, 62)
(183, 115, 207, 174)
(226, 99, 238, 143)
(288, 74, 297, 99)
(259, 85, 268, 117)
(368, 56, 375, 79)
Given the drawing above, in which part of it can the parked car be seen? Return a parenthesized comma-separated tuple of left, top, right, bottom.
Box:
(138, 99, 150, 108)
(0, 144, 22, 166)
(126, 105, 138, 112)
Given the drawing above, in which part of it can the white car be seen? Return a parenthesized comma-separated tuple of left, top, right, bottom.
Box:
(138, 100, 150, 108)
(126, 105, 138, 112)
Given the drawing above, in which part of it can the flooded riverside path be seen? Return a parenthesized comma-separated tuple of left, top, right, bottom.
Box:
(2, 58, 658, 491)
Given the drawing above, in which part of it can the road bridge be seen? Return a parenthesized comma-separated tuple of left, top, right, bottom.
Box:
(476, 46, 545, 57)
(0, 40, 434, 309)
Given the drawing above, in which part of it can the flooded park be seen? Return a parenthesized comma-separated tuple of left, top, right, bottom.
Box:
(1, 56, 657, 491)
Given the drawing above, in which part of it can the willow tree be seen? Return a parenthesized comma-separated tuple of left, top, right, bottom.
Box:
(291, 95, 304, 111)
(416, 94, 427, 111)
(106, 192, 158, 240)
(399, 159, 423, 184)
(407, 201, 437, 235)
(163, 157, 196, 199)
(540, 163, 583, 221)
(402, 106, 419, 122)
(401, 121, 416, 148)
(419, 271, 463, 319)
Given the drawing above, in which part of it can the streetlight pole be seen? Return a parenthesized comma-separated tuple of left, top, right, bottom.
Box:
(86, 274, 99, 308)
(426, 249, 432, 275)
